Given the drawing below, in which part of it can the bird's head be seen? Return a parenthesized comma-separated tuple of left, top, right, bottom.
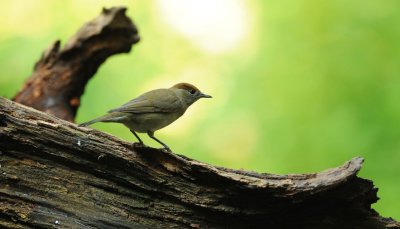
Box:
(171, 83, 212, 106)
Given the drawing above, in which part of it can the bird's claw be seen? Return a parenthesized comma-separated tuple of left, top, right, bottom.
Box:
(132, 142, 145, 148)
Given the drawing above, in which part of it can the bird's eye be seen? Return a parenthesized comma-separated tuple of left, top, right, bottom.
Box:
(189, 89, 196, 94)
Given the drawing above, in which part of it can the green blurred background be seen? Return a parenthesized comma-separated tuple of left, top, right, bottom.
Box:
(0, 0, 399, 219)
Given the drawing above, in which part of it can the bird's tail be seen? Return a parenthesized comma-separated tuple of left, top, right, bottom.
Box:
(78, 117, 103, 127)
(78, 113, 126, 127)
(78, 114, 110, 127)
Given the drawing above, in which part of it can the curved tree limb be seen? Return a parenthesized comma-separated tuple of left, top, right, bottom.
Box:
(12, 7, 140, 122)
(0, 97, 399, 228)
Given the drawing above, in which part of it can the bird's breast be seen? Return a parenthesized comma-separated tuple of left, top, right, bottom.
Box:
(122, 111, 184, 133)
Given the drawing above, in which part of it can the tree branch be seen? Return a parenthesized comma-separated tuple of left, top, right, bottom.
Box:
(0, 97, 398, 228)
(12, 7, 140, 122)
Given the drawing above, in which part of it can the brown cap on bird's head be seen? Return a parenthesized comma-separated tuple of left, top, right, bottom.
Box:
(171, 83, 199, 91)
(171, 83, 212, 98)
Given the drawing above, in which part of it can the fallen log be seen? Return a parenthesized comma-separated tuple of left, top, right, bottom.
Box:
(0, 97, 399, 228)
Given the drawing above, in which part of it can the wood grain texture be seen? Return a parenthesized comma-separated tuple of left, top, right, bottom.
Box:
(1, 97, 399, 228)
(12, 7, 140, 122)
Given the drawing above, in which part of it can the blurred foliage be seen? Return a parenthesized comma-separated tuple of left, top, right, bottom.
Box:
(0, 0, 399, 219)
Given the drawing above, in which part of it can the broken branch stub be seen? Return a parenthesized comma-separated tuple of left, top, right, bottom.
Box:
(13, 7, 140, 122)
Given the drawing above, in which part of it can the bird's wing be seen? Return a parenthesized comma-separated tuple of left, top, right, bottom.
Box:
(108, 89, 182, 114)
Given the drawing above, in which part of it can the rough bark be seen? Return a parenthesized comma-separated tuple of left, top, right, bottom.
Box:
(0, 97, 399, 228)
(12, 7, 140, 122)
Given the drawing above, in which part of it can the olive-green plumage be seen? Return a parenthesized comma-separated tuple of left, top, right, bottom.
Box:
(79, 83, 211, 151)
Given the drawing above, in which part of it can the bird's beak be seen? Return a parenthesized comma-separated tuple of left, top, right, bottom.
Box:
(199, 93, 212, 98)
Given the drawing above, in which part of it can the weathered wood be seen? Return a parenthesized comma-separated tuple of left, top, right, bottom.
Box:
(12, 7, 140, 122)
(1, 97, 399, 228)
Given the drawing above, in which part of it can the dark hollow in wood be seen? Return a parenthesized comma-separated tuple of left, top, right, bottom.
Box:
(1, 97, 399, 228)
(12, 7, 140, 122)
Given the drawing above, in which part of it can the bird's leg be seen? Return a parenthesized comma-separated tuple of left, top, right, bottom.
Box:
(147, 131, 171, 151)
(130, 130, 144, 145)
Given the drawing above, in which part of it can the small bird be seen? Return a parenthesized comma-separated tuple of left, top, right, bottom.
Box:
(79, 83, 212, 151)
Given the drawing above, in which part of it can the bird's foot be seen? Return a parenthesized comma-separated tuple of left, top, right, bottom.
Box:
(161, 147, 172, 152)
(131, 142, 145, 149)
